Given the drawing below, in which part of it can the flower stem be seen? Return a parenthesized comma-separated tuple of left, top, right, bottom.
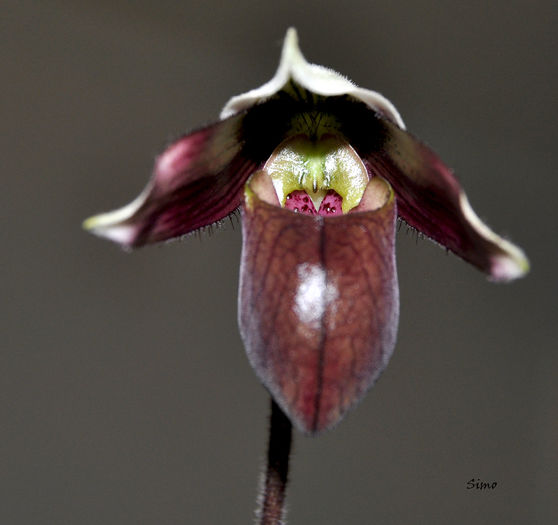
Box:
(258, 398, 293, 525)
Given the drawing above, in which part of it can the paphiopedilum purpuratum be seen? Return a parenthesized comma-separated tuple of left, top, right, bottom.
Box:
(84, 28, 528, 435)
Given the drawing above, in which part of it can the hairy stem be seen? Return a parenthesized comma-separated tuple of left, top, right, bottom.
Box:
(258, 399, 293, 525)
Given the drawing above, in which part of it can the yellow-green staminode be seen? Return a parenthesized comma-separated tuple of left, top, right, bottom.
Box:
(263, 134, 369, 213)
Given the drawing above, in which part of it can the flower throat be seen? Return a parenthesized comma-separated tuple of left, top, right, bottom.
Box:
(263, 134, 370, 216)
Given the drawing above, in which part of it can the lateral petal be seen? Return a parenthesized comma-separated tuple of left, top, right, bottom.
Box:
(84, 113, 260, 247)
(339, 103, 529, 282)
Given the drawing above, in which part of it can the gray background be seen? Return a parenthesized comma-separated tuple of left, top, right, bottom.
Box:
(2, 0, 557, 523)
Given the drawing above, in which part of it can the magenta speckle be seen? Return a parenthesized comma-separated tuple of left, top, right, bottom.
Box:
(318, 191, 343, 216)
(284, 190, 343, 216)
(285, 190, 317, 216)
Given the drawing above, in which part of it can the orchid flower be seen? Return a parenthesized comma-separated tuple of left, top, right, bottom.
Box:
(84, 28, 528, 435)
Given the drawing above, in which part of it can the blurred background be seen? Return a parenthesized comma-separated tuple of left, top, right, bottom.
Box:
(2, 0, 557, 523)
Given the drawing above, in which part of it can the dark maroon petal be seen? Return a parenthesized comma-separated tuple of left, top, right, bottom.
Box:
(84, 97, 307, 247)
(84, 113, 257, 246)
(239, 178, 399, 434)
(336, 101, 528, 281)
